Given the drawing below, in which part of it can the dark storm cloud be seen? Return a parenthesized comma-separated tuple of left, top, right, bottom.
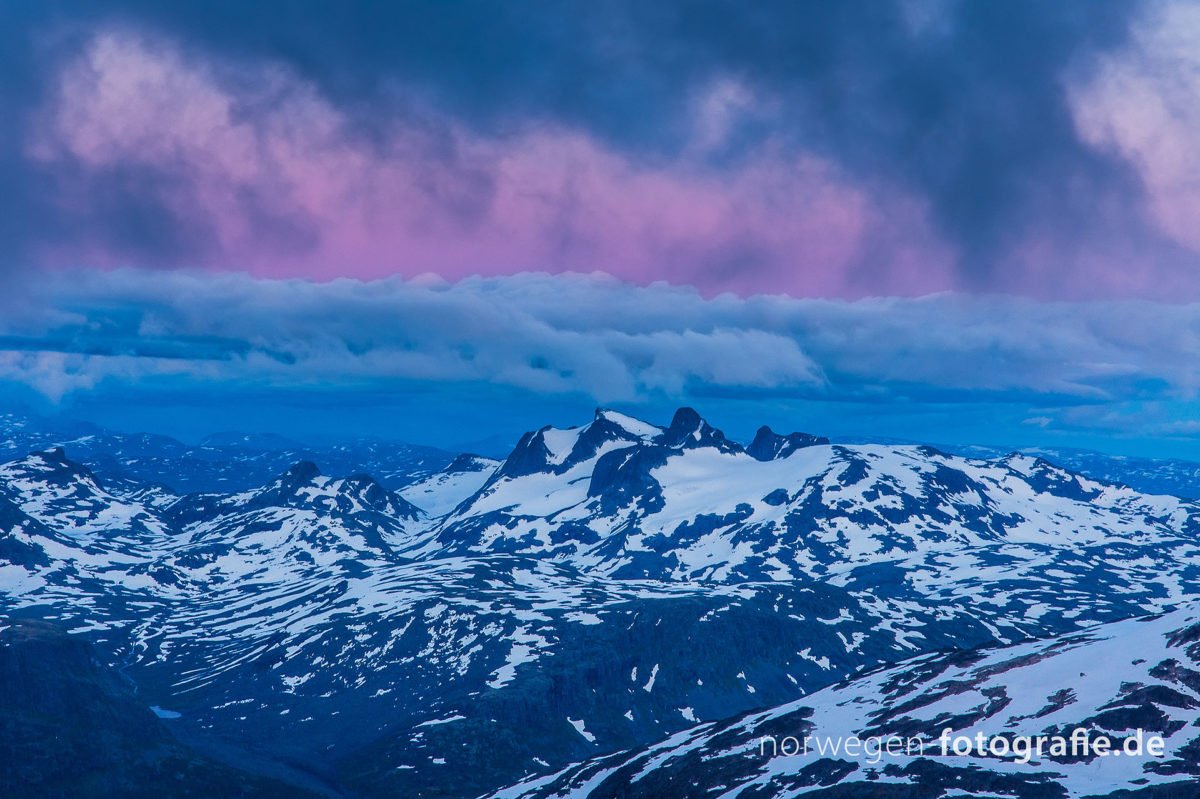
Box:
(0, 0, 1179, 293)
(118, 1, 1149, 275)
(0, 4, 212, 275)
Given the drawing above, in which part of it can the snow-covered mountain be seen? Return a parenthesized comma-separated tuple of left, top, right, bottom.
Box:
(944, 442, 1200, 500)
(436, 408, 1199, 584)
(0, 408, 457, 493)
(496, 603, 1200, 798)
(3, 407, 1200, 797)
(431, 408, 1200, 655)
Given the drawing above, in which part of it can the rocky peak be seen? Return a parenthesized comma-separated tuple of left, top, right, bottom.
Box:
(659, 407, 739, 453)
(496, 429, 555, 479)
(746, 426, 829, 461)
(1, 448, 102, 492)
(445, 453, 494, 473)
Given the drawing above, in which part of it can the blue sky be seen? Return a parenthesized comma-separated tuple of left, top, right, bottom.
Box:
(35, 386, 1200, 461)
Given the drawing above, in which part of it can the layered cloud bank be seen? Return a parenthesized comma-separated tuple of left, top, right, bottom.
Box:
(3, 270, 1198, 446)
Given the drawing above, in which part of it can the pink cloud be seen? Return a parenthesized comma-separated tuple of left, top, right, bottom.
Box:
(1070, 2, 1200, 260)
(29, 29, 956, 298)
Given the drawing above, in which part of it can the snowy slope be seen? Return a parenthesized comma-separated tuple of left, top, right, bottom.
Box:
(948, 442, 1200, 499)
(398, 453, 499, 517)
(495, 604, 1200, 798)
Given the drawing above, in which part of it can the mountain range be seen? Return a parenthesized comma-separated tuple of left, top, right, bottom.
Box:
(2, 407, 1200, 797)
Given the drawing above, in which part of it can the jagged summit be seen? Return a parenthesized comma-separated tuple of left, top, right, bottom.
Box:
(11, 447, 97, 480)
(444, 453, 494, 473)
(246, 461, 422, 520)
(592, 408, 660, 438)
(437, 405, 1200, 585)
(497, 408, 827, 480)
(658, 406, 737, 452)
(280, 459, 322, 484)
(498, 409, 665, 479)
(0, 448, 111, 503)
(746, 425, 829, 461)
(495, 428, 554, 479)
(665, 406, 702, 434)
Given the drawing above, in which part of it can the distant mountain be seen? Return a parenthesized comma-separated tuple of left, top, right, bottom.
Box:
(932, 442, 1200, 500)
(3, 407, 1200, 797)
(0, 409, 457, 494)
(199, 431, 308, 450)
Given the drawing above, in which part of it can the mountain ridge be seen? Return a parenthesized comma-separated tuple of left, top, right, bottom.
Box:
(3, 407, 1200, 797)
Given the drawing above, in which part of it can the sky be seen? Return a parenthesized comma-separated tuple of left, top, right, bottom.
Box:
(2, 1, 1200, 457)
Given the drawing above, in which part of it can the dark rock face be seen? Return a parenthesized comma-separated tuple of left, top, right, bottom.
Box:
(661, 407, 740, 453)
(497, 429, 556, 479)
(587, 445, 668, 513)
(747, 426, 829, 461)
(0, 621, 326, 799)
(0, 497, 49, 568)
